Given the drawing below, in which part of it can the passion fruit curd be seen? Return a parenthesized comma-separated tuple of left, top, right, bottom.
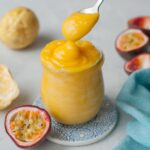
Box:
(40, 7, 104, 125)
(41, 40, 102, 72)
(62, 12, 99, 41)
(41, 40, 104, 125)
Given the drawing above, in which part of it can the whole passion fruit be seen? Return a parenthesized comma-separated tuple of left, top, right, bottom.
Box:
(0, 7, 39, 49)
(5, 105, 51, 148)
(128, 16, 150, 37)
(116, 29, 149, 60)
(124, 53, 150, 74)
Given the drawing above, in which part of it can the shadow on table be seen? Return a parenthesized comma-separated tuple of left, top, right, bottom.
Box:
(6, 89, 32, 110)
(20, 33, 56, 51)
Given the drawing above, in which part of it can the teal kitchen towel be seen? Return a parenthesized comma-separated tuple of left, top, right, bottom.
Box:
(115, 69, 150, 150)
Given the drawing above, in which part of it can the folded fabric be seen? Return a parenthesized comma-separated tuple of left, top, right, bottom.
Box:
(114, 69, 150, 150)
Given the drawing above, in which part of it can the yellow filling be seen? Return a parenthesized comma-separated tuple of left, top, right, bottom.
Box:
(10, 111, 46, 142)
(41, 40, 102, 72)
(62, 12, 99, 41)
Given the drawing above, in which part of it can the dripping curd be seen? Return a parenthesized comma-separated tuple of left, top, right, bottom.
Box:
(62, 12, 99, 41)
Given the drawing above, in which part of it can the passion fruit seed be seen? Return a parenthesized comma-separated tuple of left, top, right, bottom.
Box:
(10, 110, 46, 142)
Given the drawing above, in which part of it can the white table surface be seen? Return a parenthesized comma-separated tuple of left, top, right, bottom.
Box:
(0, 0, 149, 149)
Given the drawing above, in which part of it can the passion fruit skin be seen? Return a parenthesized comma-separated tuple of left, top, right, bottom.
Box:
(128, 16, 150, 37)
(115, 29, 149, 60)
(116, 42, 149, 60)
(124, 53, 150, 74)
(124, 62, 135, 75)
(5, 105, 51, 149)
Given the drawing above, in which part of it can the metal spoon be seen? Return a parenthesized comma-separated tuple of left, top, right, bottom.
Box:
(80, 0, 104, 14)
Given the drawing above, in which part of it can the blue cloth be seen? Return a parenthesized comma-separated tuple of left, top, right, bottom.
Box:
(114, 69, 150, 150)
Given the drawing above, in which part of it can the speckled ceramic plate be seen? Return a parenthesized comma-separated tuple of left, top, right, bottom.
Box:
(34, 97, 118, 146)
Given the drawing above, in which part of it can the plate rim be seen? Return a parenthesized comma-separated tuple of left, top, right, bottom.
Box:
(34, 97, 118, 146)
(47, 118, 118, 146)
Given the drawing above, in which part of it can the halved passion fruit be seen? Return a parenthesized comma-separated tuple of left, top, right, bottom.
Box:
(124, 53, 150, 74)
(116, 29, 149, 59)
(128, 16, 150, 36)
(5, 105, 51, 148)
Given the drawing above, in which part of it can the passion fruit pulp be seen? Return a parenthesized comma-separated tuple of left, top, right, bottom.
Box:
(128, 16, 150, 36)
(5, 105, 51, 148)
(124, 53, 150, 74)
(116, 29, 149, 60)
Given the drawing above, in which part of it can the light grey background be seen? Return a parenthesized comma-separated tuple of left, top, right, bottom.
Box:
(0, 0, 149, 149)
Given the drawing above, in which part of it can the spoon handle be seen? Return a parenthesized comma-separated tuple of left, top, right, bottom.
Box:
(94, 0, 104, 11)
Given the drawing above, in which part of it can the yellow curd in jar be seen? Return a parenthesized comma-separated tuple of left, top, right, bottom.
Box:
(41, 40, 104, 124)
(40, 10, 104, 125)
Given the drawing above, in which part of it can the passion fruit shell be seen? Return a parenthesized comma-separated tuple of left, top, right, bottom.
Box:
(5, 105, 51, 148)
(128, 16, 150, 37)
(124, 53, 150, 74)
(0, 65, 19, 110)
(116, 29, 149, 60)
